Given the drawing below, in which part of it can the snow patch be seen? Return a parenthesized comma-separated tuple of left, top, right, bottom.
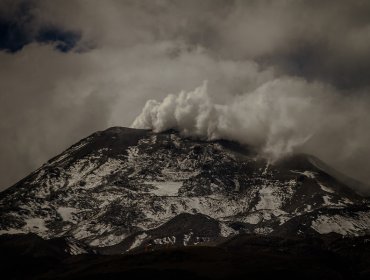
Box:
(146, 181, 182, 196)
(319, 182, 335, 193)
(254, 227, 273, 234)
(24, 218, 47, 235)
(153, 236, 176, 245)
(244, 213, 262, 224)
(57, 207, 79, 222)
(323, 195, 333, 205)
(290, 170, 316, 179)
(311, 212, 370, 236)
(129, 233, 148, 250)
(255, 185, 282, 210)
(219, 223, 236, 237)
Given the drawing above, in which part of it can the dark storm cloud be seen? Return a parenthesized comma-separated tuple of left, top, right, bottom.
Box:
(0, 0, 81, 52)
(0, 0, 369, 193)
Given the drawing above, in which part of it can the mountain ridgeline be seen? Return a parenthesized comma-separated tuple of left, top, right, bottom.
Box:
(1, 127, 370, 249)
(0, 127, 370, 279)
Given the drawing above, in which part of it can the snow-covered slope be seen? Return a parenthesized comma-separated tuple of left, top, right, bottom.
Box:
(0, 127, 369, 253)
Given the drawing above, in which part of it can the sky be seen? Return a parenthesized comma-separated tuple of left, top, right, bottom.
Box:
(0, 0, 369, 193)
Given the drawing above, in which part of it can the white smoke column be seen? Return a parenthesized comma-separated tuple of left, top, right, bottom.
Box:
(132, 78, 368, 164)
(132, 81, 220, 138)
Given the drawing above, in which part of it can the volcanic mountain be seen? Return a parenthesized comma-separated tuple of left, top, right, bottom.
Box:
(1, 127, 370, 255)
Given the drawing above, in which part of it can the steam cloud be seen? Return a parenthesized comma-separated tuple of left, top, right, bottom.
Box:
(133, 79, 370, 194)
(132, 79, 318, 158)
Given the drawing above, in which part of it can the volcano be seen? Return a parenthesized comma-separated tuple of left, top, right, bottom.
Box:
(1, 127, 369, 279)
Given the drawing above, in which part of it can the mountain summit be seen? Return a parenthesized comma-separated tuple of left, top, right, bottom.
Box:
(1, 127, 369, 253)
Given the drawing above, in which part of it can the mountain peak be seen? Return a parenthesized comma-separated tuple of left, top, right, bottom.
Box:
(0, 126, 369, 252)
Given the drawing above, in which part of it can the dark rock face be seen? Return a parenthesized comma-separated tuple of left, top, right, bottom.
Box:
(1, 233, 370, 280)
(0, 127, 369, 254)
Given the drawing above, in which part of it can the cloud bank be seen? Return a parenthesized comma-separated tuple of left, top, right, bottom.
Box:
(0, 0, 369, 192)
